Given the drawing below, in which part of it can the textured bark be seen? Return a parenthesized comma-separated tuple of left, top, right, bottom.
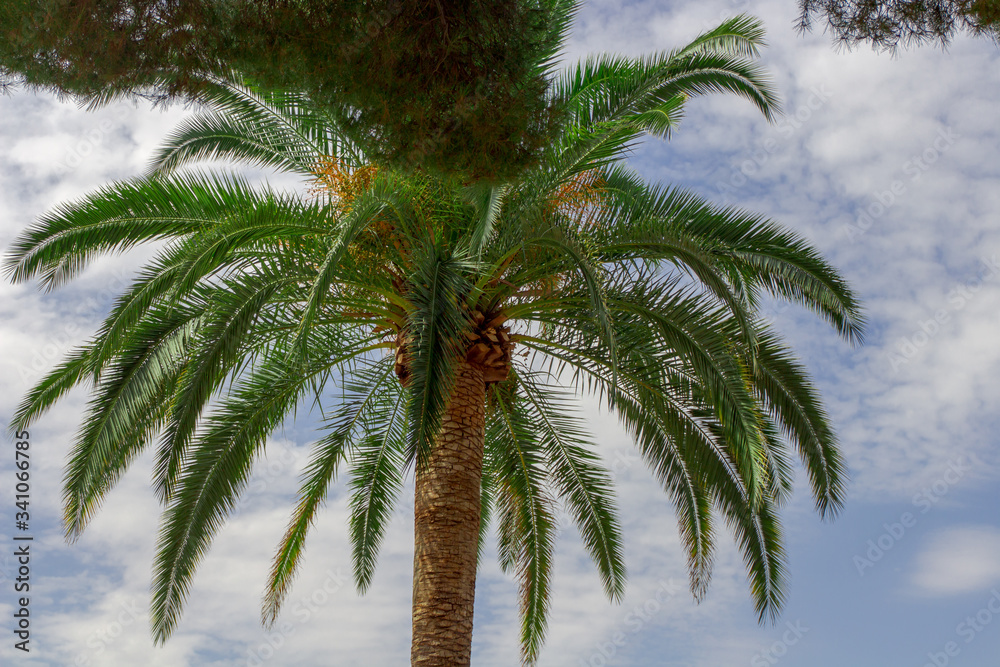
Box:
(395, 310, 514, 387)
(411, 362, 486, 666)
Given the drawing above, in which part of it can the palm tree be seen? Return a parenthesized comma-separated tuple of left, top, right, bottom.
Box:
(4, 9, 863, 666)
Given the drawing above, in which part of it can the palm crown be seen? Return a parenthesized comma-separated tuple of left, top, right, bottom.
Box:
(5, 8, 863, 665)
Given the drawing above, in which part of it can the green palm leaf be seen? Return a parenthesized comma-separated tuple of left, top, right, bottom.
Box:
(517, 372, 625, 601)
(264, 358, 399, 624)
(489, 384, 557, 664)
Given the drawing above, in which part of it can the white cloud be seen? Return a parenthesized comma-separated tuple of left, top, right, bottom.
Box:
(911, 526, 1000, 595)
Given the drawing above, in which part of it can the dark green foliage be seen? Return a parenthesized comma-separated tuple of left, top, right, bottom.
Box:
(798, 0, 1000, 50)
(0, 0, 570, 181)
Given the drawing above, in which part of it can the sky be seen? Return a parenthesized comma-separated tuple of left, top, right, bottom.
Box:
(1, 1, 999, 666)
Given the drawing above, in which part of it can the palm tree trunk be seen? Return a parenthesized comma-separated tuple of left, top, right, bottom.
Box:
(411, 362, 486, 666)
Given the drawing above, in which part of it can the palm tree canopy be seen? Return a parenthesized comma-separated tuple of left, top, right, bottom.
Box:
(4, 10, 864, 664)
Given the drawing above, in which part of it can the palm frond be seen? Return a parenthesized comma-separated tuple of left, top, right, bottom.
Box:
(488, 385, 557, 665)
(527, 235, 618, 372)
(9, 346, 91, 434)
(595, 171, 865, 344)
(153, 274, 290, 502)
(63, 310, 197, 538)
(151, 345, 333, 643)
(403, 244, 474, 469)
(750, 330, 848, 518)
(3, 172, 238, 287)
(291, 172, 410, 356)
(264, 359, 399, 624)
(517, 371, 625, 601)
(148, 72, 362, 176)
(465, 183, 510, 257)
(347, 376, 407, 593)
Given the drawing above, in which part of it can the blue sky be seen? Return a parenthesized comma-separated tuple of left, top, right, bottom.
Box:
(1, 1, 999, 665)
